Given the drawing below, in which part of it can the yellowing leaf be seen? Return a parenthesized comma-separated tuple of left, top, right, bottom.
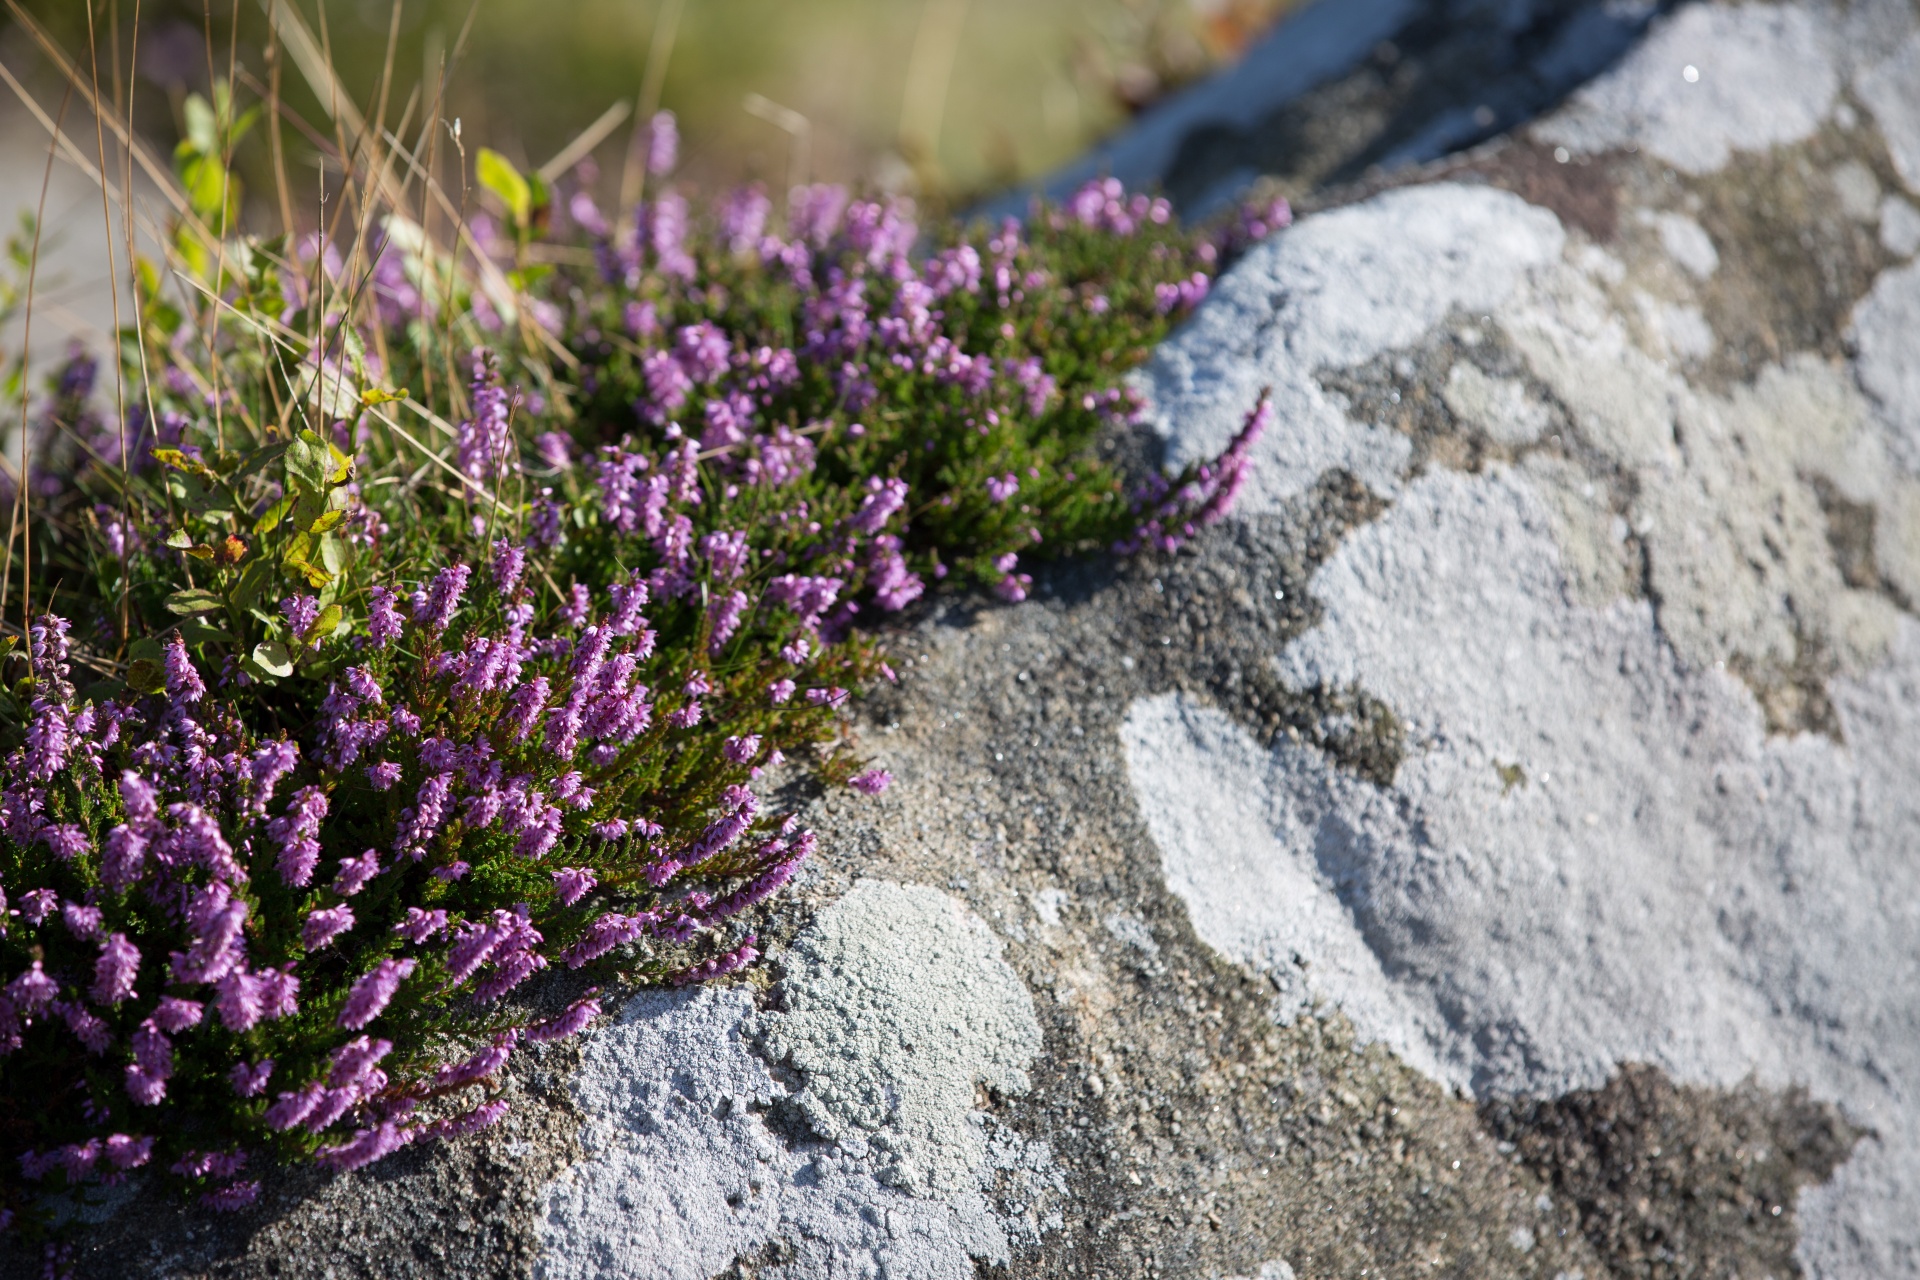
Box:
(476, 148, 531, 228)
(303, 603, 344, 644)
(153, 449, 214, 478)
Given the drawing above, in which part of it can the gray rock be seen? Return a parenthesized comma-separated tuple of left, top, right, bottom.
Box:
(534, 881, 1056, 1280)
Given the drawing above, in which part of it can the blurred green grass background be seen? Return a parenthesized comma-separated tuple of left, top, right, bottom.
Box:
(5, 0, 1296, 201)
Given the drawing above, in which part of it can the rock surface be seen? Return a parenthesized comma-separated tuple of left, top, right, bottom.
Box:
(16, 0, 1920, 1276)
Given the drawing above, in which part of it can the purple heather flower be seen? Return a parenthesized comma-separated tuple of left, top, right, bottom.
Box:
(338, 957, 416, 1030)
(125, 1065, 168, 1107)
(723, 735, 761, 764)
(413, 564, 472, 636)
(105, 1134, 154, 1171)
(560, 912, 649, 968)
(708, 590, 748, 653)
(850, 768, 893, 795)
(433, 1032, 517, 1089)
(18, 888, 56, 927)
(249, 740, 301, 813)
(590, 818, 629, 840)
(344, 666, 383, 705)
(850, 477, 909, 532)
(764, 574, 843, 630)
(281, 594, 321, 637)
(317, 1121, 415, 1173)
(534, 432, 573, 469)
(215, 969, 269, 1032)
(525, 993, 602, 1043)
(648, 192, 694, 280)
(153, 996, 204, 1033)
(101, 825, 147, 890)
(667, 702, 703, 729)
(492, 539, 527, 597)
(395, 907, 450, 944)
(230, 1059, 275, 1098)
(394, 772, 454, 859)
(985, 473, 1019, 503)
(790, 183, 849, 246)
(368, 586, 404, 647)
(201, 1180, 262, 1212)
(647, 110, 678, 175)
(334, 848, 381, 896)
(366, 760, 402, 791)
(8, 962, 56, 1012)
(258, 967, 300, 1021)
(270, 786, 329, 888)
(58, 1001, 113, 1054)
(420, 1098, 509, 1142)
(164, 635, 205, 703)
(769, 678, 796, 705)
(472, 946, 547, 1004)
(721, 185, 771, 254)
(551, 866, 597, 907)
(93, 934, 141, 1006)
(264, 1083, 324, 1131)
(41, 824, 88, 862)
(303, 904, 356, 951)
(120, 769, 159, 829)
(61, 901, 103, 940)
(432, 860, 472, 882)
(457, 350, 515, 481)
(669, 934, 759, 987)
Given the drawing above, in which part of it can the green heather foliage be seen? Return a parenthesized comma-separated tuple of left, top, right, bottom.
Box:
(0, 92, 1281, 1231)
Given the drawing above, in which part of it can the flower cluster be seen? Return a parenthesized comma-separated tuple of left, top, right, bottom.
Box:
(0, 104, 1281, 1235)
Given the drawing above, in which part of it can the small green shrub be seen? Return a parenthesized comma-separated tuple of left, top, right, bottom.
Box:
(0, 90, 1279, 1233)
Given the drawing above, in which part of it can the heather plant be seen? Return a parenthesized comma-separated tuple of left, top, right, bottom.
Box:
(0, 9, 1278, 1238)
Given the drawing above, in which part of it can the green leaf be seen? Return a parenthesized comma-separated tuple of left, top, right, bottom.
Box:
(307, 509, 346, 535)
(177, 619, 238, 644)
(231, 558, 273, 610)
(182, 93, 217, 156)
(303, 604, 344, 644)
(251, 641, 293, 678)
(285, 552, 332, 589)
(125, 658, 166, 695)
(254, 495, 293, 535)
(164, 588, 224, 615)
(165, 529, 194, 550)
(234, 442, 287, 481)
(360, 387, 409, 409)
(318, 532, 347, 576)
(285, 432, 328, 492)
(476, 148, 531, 228)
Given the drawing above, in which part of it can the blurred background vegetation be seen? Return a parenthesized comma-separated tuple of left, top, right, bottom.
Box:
(3, 0, 1299, 205)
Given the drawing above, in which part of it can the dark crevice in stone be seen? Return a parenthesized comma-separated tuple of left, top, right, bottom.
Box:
(1481, 1064, 1865, 1280)
(1808, 474, 1915, 616)
(1727, 633, 1845, 742)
